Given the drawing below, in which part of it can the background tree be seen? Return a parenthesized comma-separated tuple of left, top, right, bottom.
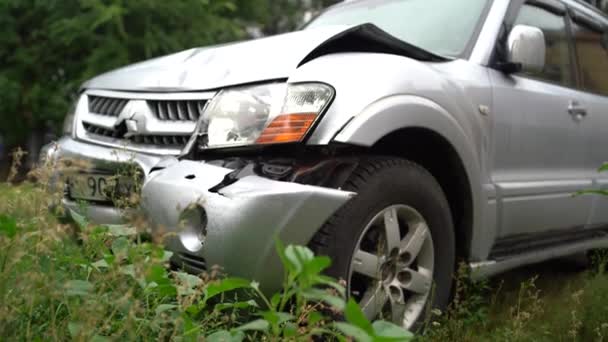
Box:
(0, 0, 255, 167)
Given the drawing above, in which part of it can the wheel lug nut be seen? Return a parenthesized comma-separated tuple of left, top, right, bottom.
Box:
(398, 271, 412, 284)
(389, 286, 401, 299)
(399, 252, 412, 264)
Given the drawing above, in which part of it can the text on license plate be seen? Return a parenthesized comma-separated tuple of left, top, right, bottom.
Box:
(69, 174, 136, 201)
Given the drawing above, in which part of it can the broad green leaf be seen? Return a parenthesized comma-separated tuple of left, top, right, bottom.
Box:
(160, 250, 174, 263)
(284, 245, 315, 274)
(214, 300, 258, 312)
(261, 311, 295, 326)
(316, 275, 347, 297)
(305, 255, 332, 275)
(155, 304, 178, 316)
(283, 322, 298, 338)
(599, 163, 608, 173)
(107, 224, 137, 237)
(307, 311, 325, 326)
(68, 322, 82, 337)
(0, 215, 17, 238)
(334, 322, 373, 342)
(206, 330, 245, 342)
(120, 264, 137, 278)
(92, 259, 109, 270)
(146, 265, 170, 284)
(176, 272, 203, 289)
(371, 321, 413, 341)
(275, 238, 294, 274)
(204, 278, 251, 302)
(345, 298, 373, 333)
(182, 313, 200, 341)
(69, 209, 88, 229)
(111, 237, 130, 259)
(301, 288, 346, 311)
(235, 319, 270, 332)
(65, 280, 94, 296)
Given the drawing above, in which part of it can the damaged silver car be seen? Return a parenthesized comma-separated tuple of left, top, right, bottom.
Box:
(43, 0, 608, 330)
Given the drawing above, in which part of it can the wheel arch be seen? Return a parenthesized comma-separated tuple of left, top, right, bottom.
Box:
(332, 95, 484, 260)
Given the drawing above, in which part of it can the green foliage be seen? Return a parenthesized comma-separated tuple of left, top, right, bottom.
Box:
(579, 275, 608, 341)
(0, 184, 411, 341)
(0, 0, 251, 146)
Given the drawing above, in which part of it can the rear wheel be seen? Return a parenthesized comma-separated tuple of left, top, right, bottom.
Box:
(311, 158, 455, 330)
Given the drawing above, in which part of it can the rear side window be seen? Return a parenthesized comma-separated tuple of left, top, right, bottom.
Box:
(513, 4, 574, 87)
(571, 21, 608, 96)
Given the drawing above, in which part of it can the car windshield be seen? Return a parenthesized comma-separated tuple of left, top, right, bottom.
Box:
(306, 0, 491, 57)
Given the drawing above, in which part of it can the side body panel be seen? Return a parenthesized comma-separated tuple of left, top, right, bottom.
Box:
(290, 54, 497, 260)
(489, 70, 594, 238)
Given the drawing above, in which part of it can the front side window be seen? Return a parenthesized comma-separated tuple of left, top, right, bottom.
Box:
(571, 21, 608, 96)
(306, 0, 490, 57)
(513, 4, 573, 86)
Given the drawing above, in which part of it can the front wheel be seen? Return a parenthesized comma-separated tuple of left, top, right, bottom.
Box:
(310, 158, 455, 330)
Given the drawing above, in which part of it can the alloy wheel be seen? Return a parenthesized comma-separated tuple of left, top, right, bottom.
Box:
(348, 204, 435, 329)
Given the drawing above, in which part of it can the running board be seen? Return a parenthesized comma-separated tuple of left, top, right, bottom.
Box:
(469, 235, 608, 280)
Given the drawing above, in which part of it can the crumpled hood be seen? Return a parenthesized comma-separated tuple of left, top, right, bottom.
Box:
(84, 24, 446, 92)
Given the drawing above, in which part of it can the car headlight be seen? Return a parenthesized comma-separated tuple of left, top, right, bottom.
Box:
(187, 82, 334, 150)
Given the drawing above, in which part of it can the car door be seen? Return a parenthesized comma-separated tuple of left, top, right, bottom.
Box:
(566, 6, 608, 227)
(489, 0, 594, 238)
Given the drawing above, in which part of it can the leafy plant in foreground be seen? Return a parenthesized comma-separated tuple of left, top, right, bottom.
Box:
(0, 192, 412, 341)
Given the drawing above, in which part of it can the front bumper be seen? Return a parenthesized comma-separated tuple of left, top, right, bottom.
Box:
(41, 136, 166, 224)
(141, 160, 355, 292)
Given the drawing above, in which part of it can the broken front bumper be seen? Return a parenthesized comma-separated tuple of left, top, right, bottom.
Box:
(141, 160, 355, 292)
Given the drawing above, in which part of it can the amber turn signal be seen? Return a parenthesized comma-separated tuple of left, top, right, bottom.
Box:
(256, 113, 318, 144)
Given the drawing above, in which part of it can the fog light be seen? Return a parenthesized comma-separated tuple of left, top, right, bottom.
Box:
(179, 206, 208, 252)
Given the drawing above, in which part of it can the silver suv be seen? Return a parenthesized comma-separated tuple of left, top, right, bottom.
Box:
(44, 0, 608, 329)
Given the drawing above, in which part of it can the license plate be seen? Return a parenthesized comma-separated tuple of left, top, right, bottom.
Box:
(69, 174, 136, 202)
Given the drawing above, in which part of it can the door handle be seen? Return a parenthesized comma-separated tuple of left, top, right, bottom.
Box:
(568, 100, 587, 121)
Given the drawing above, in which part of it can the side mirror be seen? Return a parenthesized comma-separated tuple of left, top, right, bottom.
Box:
(507, 25, 546, 73)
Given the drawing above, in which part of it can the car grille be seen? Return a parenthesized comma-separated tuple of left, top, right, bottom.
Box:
(89, 96, 206, 122)
(148, 100, 205, 121)
(76, 90, 215, 154)
(88, 96, 129, 117)
(83, 122, 190, 147)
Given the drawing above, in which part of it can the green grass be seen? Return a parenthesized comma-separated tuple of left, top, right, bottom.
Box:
(1, 182, 607, 341)
(420, 253, 608, 341)
(0, 183, 411, 341)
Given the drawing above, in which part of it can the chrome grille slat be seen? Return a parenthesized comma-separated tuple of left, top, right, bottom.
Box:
(177, 102, 187, 121)
(89, 97, 99, 111)
(159, 102, 168, 120)
(188, 102, 197, 121)
(99, 98, 112, 114)
(88, 96, 129, 117)
(95, 98, 106, 113)
(106, 100, 118, 116)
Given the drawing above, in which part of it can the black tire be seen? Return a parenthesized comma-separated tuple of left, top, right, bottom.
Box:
(310, 157, 455, 329)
